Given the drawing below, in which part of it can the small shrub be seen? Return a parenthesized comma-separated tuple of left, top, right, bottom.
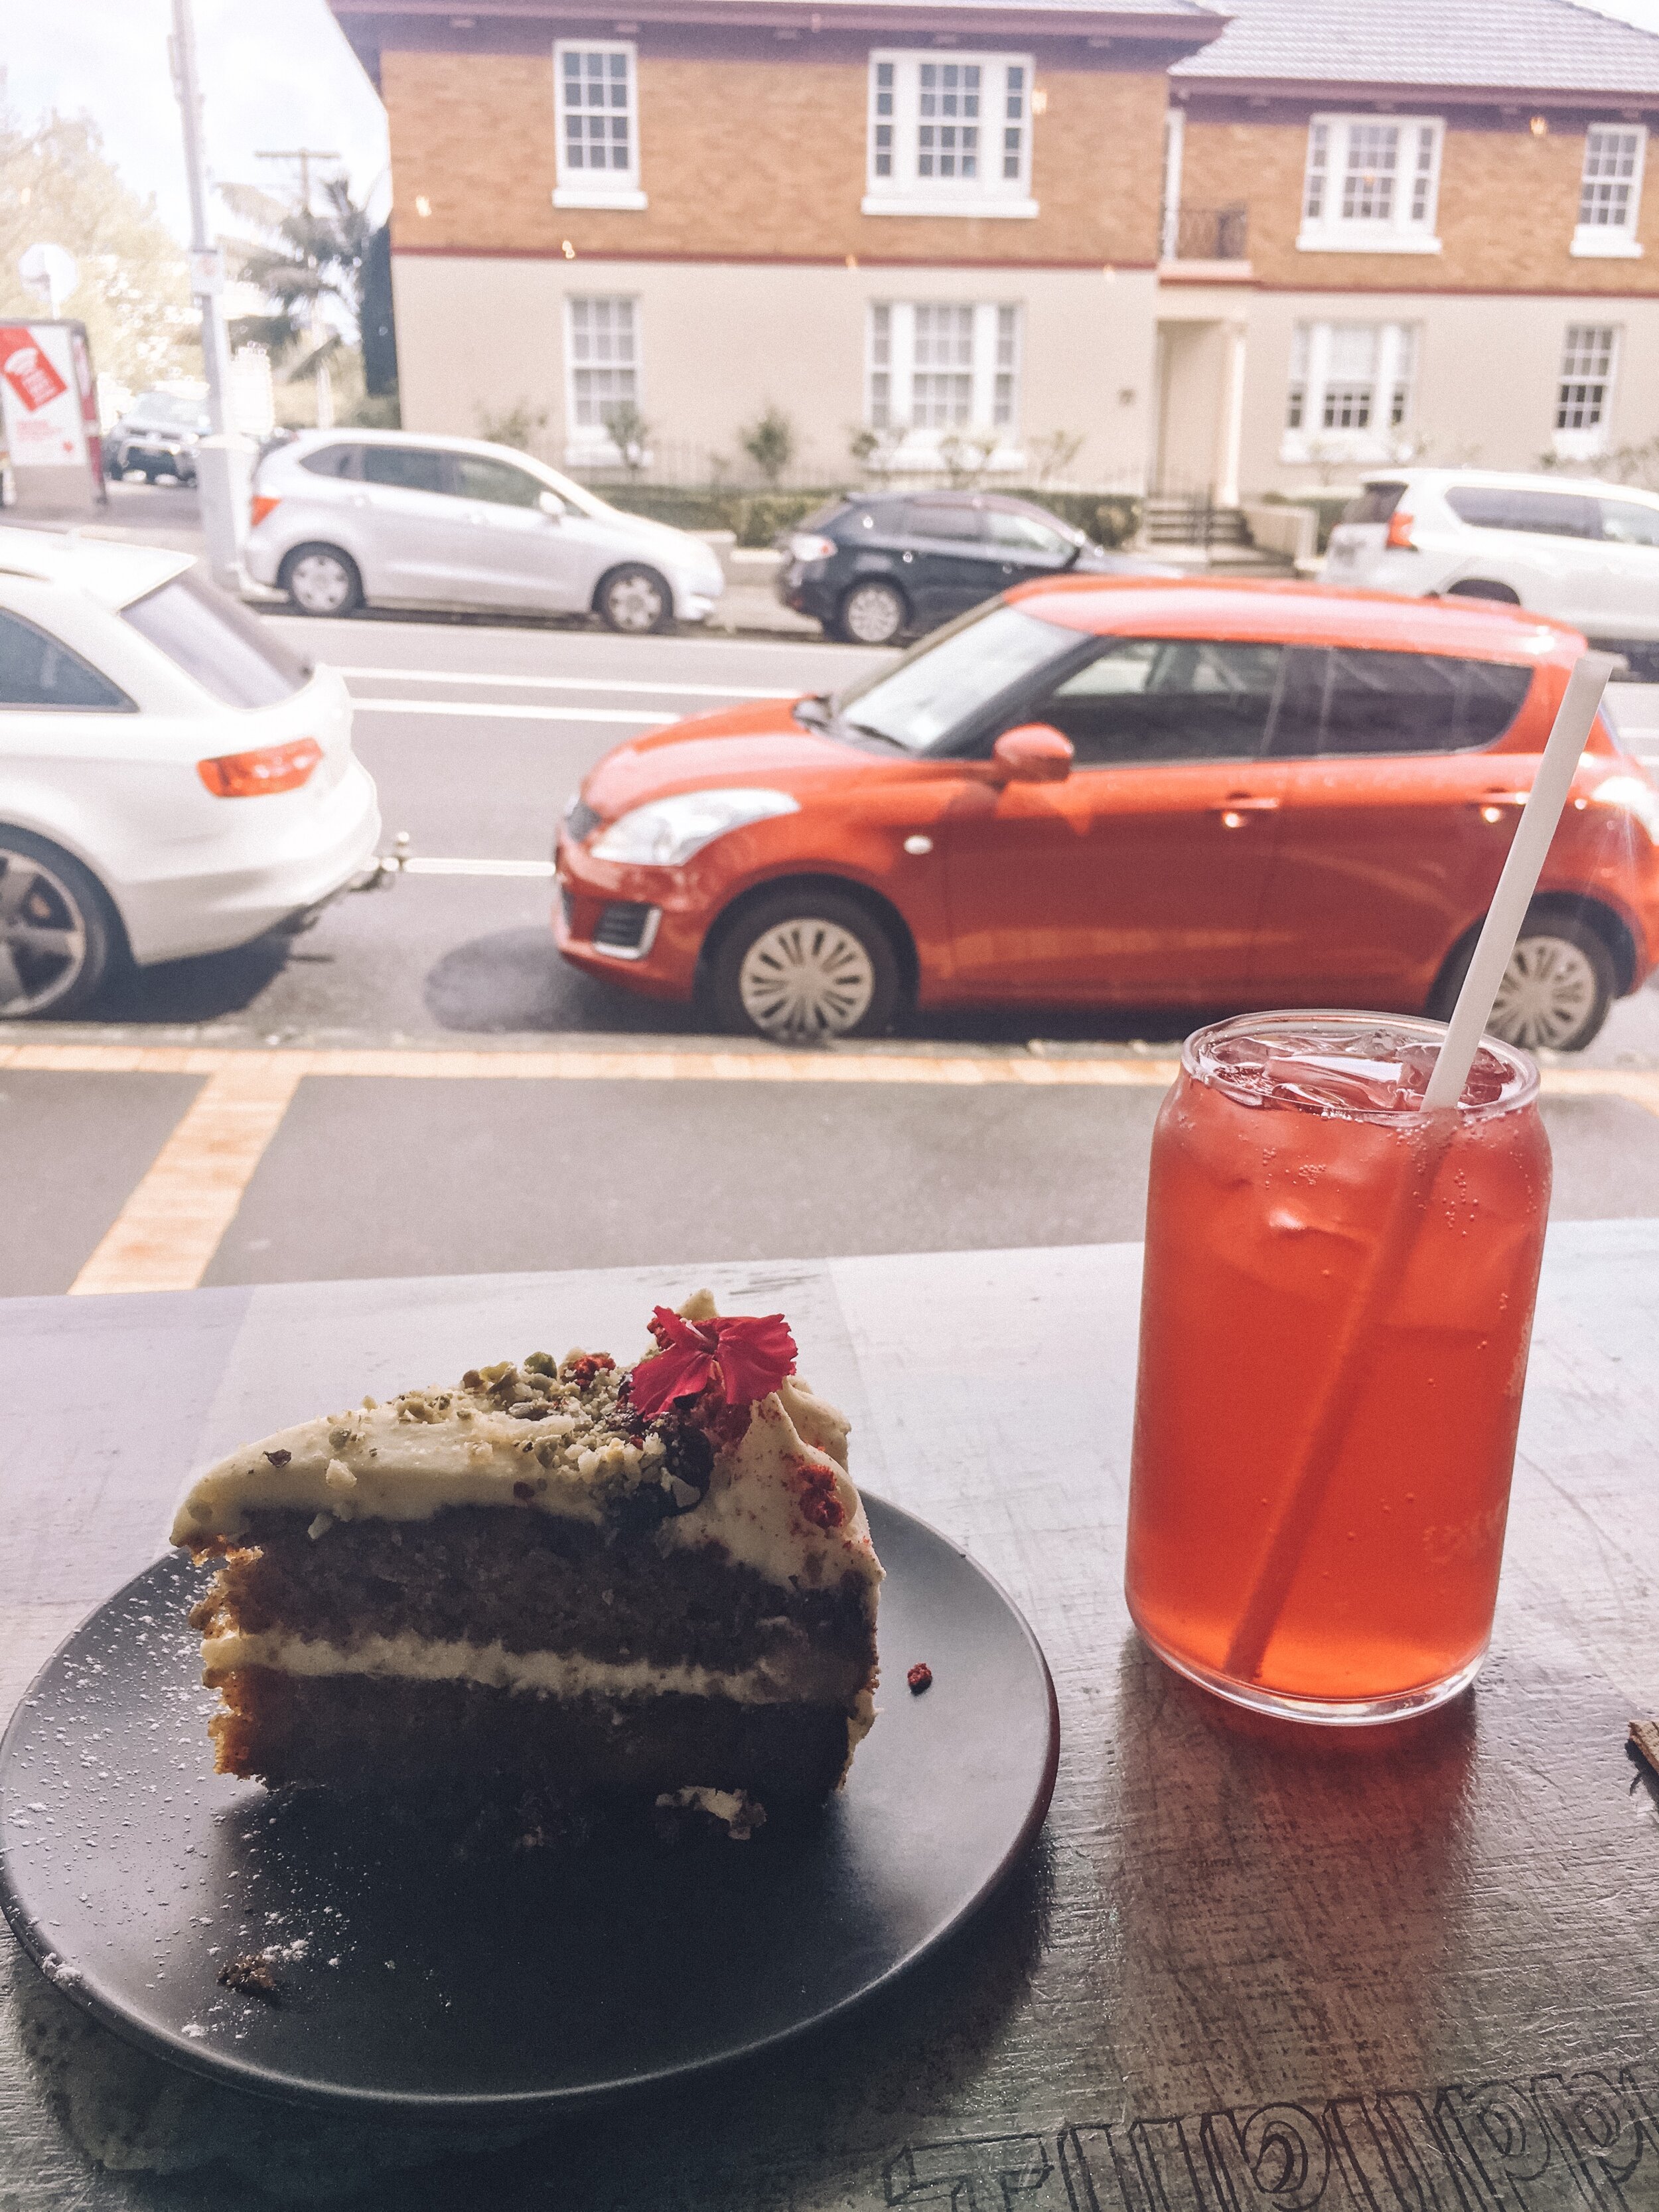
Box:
(741, 405, 797, 486)
(475, 400, 547, 453)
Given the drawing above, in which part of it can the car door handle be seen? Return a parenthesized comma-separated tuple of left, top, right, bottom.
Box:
(1216, 794, 1279, 812)
(1472, 790, 1528, 806)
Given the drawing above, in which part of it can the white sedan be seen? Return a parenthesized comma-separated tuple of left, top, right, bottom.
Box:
(0, 528, 380, 1019)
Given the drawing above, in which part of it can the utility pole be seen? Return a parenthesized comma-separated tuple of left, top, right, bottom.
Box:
(255, 147, 343, 430)
(169, 0, 232, 437)
(169, 0, 249, 589)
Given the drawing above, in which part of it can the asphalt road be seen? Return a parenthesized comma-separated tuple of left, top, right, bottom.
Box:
(7, 575, 1659, 1299)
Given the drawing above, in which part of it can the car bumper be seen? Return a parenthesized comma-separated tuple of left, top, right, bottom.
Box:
(551, 832, 708, 1001)
(775, 562, 837, 620)
(118, 759, 383, 966)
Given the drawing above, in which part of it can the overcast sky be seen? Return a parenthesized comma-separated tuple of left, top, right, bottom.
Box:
(2, 0, 390, 238)
(6, 0, 1659, 242)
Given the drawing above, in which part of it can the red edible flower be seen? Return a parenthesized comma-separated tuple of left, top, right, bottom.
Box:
(630, 1307, 797, 1419)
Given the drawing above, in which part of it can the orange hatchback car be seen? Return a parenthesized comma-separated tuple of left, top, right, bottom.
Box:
(555, 578, 1659, 1050)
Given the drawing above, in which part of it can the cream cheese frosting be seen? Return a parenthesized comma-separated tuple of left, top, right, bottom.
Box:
(171, 1291, 881, 1603)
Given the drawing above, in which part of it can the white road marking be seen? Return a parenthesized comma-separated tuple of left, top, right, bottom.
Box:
(333, 665, 786, 700)
(399, 857, 557, 877)
(350, 698, 676, 724)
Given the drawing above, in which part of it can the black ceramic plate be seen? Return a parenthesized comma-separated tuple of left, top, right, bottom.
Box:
(0, 1495, 1057, 2116)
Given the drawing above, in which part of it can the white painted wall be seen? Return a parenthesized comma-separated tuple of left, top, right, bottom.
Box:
(390, 253, 1158, 490)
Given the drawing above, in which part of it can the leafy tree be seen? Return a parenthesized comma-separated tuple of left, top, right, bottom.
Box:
(1027, 429, 1085, 488)
(741, 403, 796, 486)
(0, 104, 198, 390)
(475, 399, 549, 452)
(220, 175, 376, 424)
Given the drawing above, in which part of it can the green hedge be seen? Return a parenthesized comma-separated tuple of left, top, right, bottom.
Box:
(591, 483, 1143, 550)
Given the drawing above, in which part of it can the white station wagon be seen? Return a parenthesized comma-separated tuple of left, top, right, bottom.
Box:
(0, 529, 380, 1019)
(1323, 469, 1659, 670)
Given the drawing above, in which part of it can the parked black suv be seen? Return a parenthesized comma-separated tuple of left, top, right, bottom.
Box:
(103, 391, 212, 484)
(776, 489, 1167, 644)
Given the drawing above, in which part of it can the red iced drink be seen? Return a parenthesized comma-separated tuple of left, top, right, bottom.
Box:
(1125, 1012, 1550, 1723)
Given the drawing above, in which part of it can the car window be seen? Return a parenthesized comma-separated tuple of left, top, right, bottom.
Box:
(985, 509, 1071, 558)
(844, 501, 908, 537)
(0, 609, 133, 711)
(122, 568, 309, 707)
(1270, 646, 1534, 758)
(299, 443, 364, 479)
(453, 455, 543, 508)
(834, 602, 1079, 754)
(1340, 482, 1406, 526)
(362, 445, 449, 494)
(1013, 638, 1281, 767)
(1444, 486, 1601, 539)
(904, 500, 983, 544)
(1600, 498, 1659, 548)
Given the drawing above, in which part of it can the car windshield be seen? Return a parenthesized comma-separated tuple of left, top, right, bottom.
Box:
(122, 567, 311, 707)
(135, 392, 208, 429)
(831, 603, 1081, 753)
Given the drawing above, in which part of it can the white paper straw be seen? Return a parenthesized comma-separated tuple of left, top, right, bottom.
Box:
(1421, 650, 1619, 1110)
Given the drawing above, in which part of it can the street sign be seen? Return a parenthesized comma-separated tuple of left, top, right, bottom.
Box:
(17, 242, 78, 317)
(188, 246, 224, 299)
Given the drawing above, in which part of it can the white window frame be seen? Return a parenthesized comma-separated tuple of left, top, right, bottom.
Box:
(562, 295, 644, 467)
(1553, 323, 1620, 460)
(1280, 321, 1419, 465)
(552, 40, 646, 211)
(1297, 113, 1443, 255)
(863, 301, 1024, 471)
(863, 52, 1037, 220)
(1573, 125, 1646, 259)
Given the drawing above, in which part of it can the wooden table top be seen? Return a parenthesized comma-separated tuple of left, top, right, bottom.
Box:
(3, 1222, 1658, 2209)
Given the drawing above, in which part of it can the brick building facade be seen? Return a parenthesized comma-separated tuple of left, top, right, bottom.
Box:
(328, 0, 1659, 500)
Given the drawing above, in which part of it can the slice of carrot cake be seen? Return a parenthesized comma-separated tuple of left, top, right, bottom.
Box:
(171, 1295, 881, 1807)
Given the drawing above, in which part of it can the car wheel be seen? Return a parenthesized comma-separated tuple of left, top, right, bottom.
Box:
(279, 544, 364, 617)
(0, 830, 118, 1020)
(1433, 913, 1615, 1053)
(1444, 579, 1522, 604)
(835, 579, 908, 646)
(597, 564, 674, 634)
(710, 889, 901, 1042)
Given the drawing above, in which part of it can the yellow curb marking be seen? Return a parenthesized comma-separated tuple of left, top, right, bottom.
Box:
(67, 1058, 306, 1297)
(3, 1039, 1654, 1299)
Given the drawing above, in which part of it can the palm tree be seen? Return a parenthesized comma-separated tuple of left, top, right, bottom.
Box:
(220, 175, 374, 427)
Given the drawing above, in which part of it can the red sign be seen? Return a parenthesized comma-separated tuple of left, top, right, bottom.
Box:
(0, 328, 68, 412)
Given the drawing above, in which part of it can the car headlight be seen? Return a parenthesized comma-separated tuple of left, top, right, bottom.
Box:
(1591, 773, 1659, 846)
(591, 787, 798, 867)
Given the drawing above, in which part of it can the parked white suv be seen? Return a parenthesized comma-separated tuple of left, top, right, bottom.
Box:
(0, 528, 379, 1018)
(244, 430, 725, 634)
(1323, 469, 1659, 672)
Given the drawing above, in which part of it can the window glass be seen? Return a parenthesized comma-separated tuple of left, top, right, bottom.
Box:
(985, 508, 1070, 557)
(1340, 482, 1407, 526)
(453, 455, 543, 508)
(1579, 125, 1644, 231)
(300, 443, 362, 479)
(559, 45, 635, 178)
(849, 501, 909, 536)
(905, 500, 983, 542)
(1601, 498, 1659, 548)
(834, 603, 1076, 754)
(0, 611, 131, 710)
(362, 445, 449, 494)
(1270, 646, 1533, 758)
(1021, 638, 1281, 767)
(123, 569, 309, 707)
(567, 297, 639, 435)
(1445, 485, 1600, 538)
(1557, 324, 1618, 435)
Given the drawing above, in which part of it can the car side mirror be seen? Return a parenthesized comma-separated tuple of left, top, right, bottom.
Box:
(991, 724, 1074, 783)
(538, 490, 564, 520)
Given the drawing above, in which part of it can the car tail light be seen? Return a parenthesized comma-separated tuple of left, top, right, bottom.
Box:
(1385, 509, 1417, 550)
(250, 492, 281, 528)
(197, 737, 322, 797)
(789, 534, 837, 563)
